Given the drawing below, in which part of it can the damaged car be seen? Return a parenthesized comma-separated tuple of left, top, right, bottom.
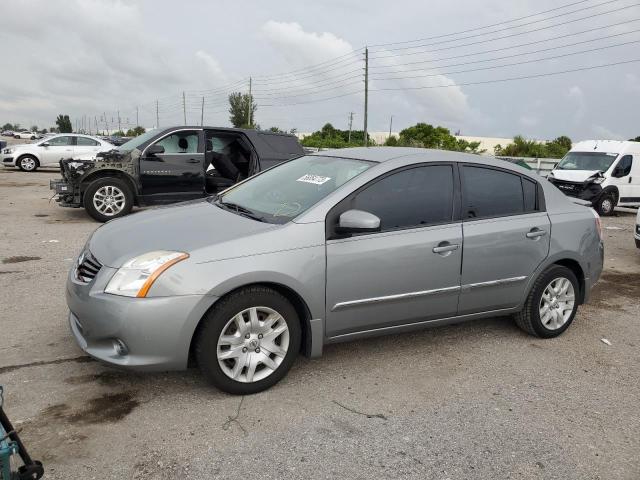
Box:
(50, 126, 304, 222)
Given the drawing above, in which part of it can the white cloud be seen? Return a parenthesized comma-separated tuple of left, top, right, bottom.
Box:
(567, 86, 586, 123)
(592, 125, 625, 140)
(519, 115, 539, 127)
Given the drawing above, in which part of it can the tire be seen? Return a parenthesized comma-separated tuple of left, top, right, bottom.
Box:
(195, 286, 301, 395)
(635, 238, 640, 249)
(514, 265, 579, 338)
(594, 193, 616, 216)
(17, 155, 39, 172)
(83, 177, 133, 222)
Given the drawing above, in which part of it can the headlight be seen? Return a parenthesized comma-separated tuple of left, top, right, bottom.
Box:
(105, 250, 189, 297)
(3, 148, 12, 154)
(592, 176, 605, 184)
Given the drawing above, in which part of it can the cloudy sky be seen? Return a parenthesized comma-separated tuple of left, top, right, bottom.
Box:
(1, 0, 639, 140)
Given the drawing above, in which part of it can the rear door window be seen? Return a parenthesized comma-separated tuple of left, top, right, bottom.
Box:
(47, 136, 73, 146)
(462, 166, 526, 218)
(76, 137, 100, 146)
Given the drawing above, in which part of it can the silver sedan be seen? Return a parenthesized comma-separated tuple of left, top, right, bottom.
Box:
(66, 148, 604, 394)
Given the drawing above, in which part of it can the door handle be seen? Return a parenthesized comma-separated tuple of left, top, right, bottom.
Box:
(433, 242, 459, 254)
(187, 159, 201, 164)
(526, 229, 547, 239)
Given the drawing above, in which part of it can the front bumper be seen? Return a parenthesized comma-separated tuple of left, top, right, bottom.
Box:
(66, 264, 217, 371)
(1, 154, 15, 166)
(548, 178, 603, 202)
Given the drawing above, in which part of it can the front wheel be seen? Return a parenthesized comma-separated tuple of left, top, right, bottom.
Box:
(17, 155, 38, 172)
(594, 194, 616, 216)
(195, 286, 301, 395)
(83, 177, 133, 222)
(514, 265, 579, 338)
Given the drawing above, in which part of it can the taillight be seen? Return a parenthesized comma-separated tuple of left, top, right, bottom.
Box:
(590, 208, 603, 241)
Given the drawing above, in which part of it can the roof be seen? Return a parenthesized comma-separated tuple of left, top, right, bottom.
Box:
(571, 140, 640, 154)
(312, 146, 490, 163)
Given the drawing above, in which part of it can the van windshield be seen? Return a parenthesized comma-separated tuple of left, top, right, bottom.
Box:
(556, 152, 618, 171)
(212, 155, 372, 224)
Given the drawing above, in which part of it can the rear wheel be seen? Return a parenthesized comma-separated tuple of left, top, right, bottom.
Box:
(514, 265, 579, 338)
(83, 177, 133, 222)
(195, 286, 301, 395)
(594, 194, 616, 216)
(17, 155, 38, 172)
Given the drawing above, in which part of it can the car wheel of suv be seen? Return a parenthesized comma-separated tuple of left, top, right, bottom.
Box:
(83, 177, 133, 222)
(17, 155, 38, 172)
(195, 286, 301, 395)
(514, 265, 579, 338)
(594, 194, 616, 216)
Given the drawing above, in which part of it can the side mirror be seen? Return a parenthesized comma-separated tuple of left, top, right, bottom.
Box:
(336, 209, 381, 234)
(146, 144, 165, 156)
(41, 142, 50, 147)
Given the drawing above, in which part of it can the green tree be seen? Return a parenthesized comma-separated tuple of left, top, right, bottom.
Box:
(393, 123, 483, 153)
(268, 126, 285, 133)
(228, 92, 257, 128)
(630, 136, 640, 142)
(30, 125, 38, 132)
(384, 135, 398, 146)
(55, 114, 73, 133)
(125, 126, 146, 136)
(300, 123, 374, 148)
(112, 130, 126, 137)
(495, 135, 571, 159)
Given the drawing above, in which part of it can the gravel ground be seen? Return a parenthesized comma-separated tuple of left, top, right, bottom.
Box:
(0, 167, 639, 480)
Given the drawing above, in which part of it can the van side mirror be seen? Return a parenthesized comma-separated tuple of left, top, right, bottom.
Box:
(336, 209, 381, 234)
(147, 144, 165, 156)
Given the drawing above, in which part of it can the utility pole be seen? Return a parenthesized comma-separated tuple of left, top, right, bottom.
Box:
(182, 91, 186, 125)
(201, 96, 204, 126)
(103, 112, 108, 134)
(364, 47, 369, 147)
(247, 77, 252, 127)
(94, 116, 98, 135)
(389, 115, 393, 140)
(156, 100, 159, 128)
(348, 112, 354, 143)
(117, 110, 121, 133)
(136, 106, 139, 127)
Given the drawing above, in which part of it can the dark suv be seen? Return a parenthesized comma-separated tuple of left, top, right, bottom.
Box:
(50, 126, 304, 222)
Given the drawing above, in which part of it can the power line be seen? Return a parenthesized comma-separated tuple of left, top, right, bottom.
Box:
(368, 27, 640, 75)
(370, 38, 640, 81)
(369, 0, 626, 53)
(368, 17, 640, 68)
(369, 58, 640, 91)
(368, 3, 640, 59)
(369, 0, 594, 47)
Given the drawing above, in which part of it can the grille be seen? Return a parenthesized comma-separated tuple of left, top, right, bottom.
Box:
(75, 250, 102, 283)
(552, 180, 583, 197)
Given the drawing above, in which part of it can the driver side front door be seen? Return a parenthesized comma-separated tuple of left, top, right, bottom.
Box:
(139, 129, 205, 200)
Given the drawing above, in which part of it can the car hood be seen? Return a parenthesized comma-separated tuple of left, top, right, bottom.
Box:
(89, 199, 279, 268)
(550, 169, 601, 182)
(9, 143, 31, 150)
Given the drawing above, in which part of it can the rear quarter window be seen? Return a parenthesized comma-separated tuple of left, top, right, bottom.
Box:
(463, 166, 525, 218)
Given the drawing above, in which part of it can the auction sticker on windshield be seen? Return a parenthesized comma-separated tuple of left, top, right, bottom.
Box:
(297, 174, 331, 185)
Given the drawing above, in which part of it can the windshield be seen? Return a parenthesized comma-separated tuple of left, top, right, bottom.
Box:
(115, 129, 158, 151)
(556, 152, 618, 171)
(214, 155, 373, 224)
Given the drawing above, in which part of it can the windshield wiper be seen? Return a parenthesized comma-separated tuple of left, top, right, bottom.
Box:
(215, 199, 267, 223)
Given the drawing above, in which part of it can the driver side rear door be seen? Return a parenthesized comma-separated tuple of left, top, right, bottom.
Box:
(139, 129, 205, 201)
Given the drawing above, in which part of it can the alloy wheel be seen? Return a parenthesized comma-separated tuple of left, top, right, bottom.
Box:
(217, 306, 290, 383)
(20, 157, 36, 171)
(93, 185, 125, 216)
(538, 277, 575, 330)
(600, 198, 613, 214)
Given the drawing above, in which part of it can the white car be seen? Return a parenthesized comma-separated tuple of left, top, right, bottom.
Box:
(14, 130, 38, 140)
(1, 134, 115, 171)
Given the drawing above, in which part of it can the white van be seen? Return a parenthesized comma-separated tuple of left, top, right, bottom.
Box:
(547, 140, 640, 215)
